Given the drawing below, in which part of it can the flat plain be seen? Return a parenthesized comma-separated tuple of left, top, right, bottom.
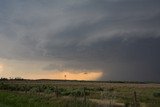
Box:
(0, 79, 160, 107)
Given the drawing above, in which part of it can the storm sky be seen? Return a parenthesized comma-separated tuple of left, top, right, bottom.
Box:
(0, 0, 160, 81)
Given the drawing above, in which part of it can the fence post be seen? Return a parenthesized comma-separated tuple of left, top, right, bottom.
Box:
(55, 86, 59, 98)
(134, 91, 137, 103)
(25, 84, 27, 93)
(84, 87, 86, 107)
(133, 91, 140, 107)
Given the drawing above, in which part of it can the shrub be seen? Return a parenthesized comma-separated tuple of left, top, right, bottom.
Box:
(153, 91, 160, 97)
(0, 82, 10, 90)
(70, 89, 82, 97)
(29, 87, 39, 93)
(60, 89, 71, 96)
(44, 88, 53, 94)
(96, 87, 104, 91)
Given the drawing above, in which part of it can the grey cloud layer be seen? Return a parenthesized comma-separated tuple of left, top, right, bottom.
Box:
(0, 0, 160, 81)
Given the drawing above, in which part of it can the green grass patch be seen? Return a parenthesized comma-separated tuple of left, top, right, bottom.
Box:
(0, 91, 96, 107)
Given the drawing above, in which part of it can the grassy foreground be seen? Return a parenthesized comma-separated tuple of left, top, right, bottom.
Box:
(0, 91, 96, 107)
(0, 80, 160, 107)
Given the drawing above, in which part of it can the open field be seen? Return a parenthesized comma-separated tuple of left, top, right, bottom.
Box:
(0, 79, 160, 107)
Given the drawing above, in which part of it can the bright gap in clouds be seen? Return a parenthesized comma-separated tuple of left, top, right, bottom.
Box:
(24, 70, 103, 80)
(0, 64, 3, 73)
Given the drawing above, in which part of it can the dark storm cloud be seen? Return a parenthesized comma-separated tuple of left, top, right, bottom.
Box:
(0, 0, 160, 81)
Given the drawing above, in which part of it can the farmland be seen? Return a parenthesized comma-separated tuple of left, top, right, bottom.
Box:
(0, 79, 160, 107)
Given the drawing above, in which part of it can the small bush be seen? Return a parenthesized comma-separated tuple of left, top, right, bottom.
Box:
(108, 88, 114, 92)
(44, 88, 53, 94)
(71, 89, 82, 97)
(61, 89, 71, 96)
(29, 87, 39, 93)
(96, 87, 104, 91)
(153, 91, 160, 97)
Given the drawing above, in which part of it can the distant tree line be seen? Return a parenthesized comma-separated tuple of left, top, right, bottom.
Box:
(0, 77, 24, 81)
